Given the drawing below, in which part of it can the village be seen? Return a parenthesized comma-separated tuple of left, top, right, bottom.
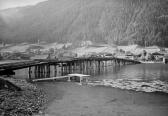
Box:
(0, 41, 168, 63)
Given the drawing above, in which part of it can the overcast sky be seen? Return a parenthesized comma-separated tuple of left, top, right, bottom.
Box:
(0, 0, 48, 10)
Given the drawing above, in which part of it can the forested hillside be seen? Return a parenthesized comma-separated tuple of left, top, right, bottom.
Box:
(0, 0, 168, 46)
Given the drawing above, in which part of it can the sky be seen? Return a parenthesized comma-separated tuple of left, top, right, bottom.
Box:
(0, 0, 48, 10)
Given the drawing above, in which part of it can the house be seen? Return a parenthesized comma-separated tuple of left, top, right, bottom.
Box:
(144, 46, 161, 54)
(118, 44, 144, 55)
(81, 41, 92, 47)
(152, 52, 164, 60)
(0, 44, 30, 53)
(26, 45, 44, 54)
(4, 52, 31, 60)
(163, 54, 168, 64)
(125, 52, 135, 60)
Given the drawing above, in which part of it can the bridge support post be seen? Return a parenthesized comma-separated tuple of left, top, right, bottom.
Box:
(69, 62, 72, 74)
(28, 67, 32, 79)
(98, 61, 100, 74)
(54, 65, 57, 77)
(61, 63, 63, 76)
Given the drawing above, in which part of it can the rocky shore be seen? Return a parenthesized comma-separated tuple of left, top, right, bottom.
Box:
(0, 78, 46, 116)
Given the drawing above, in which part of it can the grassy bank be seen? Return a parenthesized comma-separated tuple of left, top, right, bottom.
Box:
(0, 78, 46, 116)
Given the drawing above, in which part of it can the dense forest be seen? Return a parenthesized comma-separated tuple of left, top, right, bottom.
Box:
(0, 0, 168, 47)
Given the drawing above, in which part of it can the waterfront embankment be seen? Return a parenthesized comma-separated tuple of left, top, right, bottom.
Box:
(0, 78, 46, 116)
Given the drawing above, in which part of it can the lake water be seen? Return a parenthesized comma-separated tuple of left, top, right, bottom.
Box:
(91, 63, 168, 81)
(14, 63, 168, 93)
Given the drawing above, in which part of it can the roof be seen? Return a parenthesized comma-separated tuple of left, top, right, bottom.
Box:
(31, 55, 48, 60)
(118, 44, 141, 52)
(0, 44, 31, 53)
(144, 46, 161, 54)
(28, 45, 44, 50)
(73, 46, 117, 56)
(88, 44, 117, 48)
(152, 52, 164, 56)
(117, 45, 162, 55)
(145, 46, 160, 49)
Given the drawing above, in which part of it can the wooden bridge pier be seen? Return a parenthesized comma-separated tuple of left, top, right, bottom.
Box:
(31, 64, 51, 79)
(28, 67, 32, 79)
(48, 58, 138, 79)
(54, 65, 57, 77)
(0, 57, 140, 79)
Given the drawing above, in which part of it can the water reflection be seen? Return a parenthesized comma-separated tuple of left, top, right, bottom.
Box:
(14, 63, 168, 82)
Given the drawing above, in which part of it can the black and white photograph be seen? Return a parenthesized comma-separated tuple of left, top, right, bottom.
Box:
(0, 0, 168, 116)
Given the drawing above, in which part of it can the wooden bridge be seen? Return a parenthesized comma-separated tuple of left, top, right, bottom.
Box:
(0, 57, 141, 77)
(0, 61, 44, 75)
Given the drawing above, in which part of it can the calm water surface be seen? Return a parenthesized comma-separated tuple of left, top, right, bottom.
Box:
(92, 63, 168, 81)
(14, 63, 168, 93)
(14, 63, 168, 81)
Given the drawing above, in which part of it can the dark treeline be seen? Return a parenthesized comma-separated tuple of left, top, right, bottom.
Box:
(0, 0, 168, 47)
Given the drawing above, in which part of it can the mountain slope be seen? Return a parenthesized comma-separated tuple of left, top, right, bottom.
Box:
(0, 0, 168, 46)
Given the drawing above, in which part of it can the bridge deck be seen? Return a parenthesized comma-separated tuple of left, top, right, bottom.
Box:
(0, 60, 45, 71)
(35, 57, 140, 63)
(0, 57, 141, 73)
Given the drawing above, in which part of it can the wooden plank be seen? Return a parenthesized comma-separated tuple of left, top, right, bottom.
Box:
(32, 73, 90, 82)
(68, 73, 90, 77)
(32, 76, 68, 82)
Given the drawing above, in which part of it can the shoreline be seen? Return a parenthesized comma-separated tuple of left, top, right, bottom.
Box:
(0, 78, 46, 116)
(1, 78, 168, 116)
